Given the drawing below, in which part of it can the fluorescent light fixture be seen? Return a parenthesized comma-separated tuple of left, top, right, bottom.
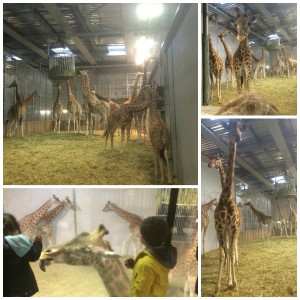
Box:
(6, 55, 22, 61)
(40, 110, 51, 116)
(268, 33, 279, 40)
(107, 44, 126, 56)
(136, 3, 163, 20)
(12, 55, 22, 61)
(52, 47, 73, 55)
(271, 175, 286, 184)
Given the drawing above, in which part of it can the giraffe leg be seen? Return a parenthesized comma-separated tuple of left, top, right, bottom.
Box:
(21, 121, 24, 137)
(215, 245, 225, 296)
(158, 156, 165, 183)
(202, 226, 207, 257)
(164, 148, 173, 184)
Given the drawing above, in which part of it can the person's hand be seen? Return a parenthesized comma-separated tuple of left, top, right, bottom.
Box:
(125, 258, 135, 269)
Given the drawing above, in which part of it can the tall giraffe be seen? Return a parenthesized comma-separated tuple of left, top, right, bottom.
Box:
(275, 197, 288, 237)
(39, 224, 131, 296)
(281, 45, 297, 78)
(103, 201, 143, 255)
(254, 47, 266, 79)
(169, 221, 198, 296)
(66, 80, 82, 133)
(218, 32, 236, 90)
(201, 198, 217, 257)
(275, 51, 285, 76)
(233, 7, 257, 94)
(80, 70, 110, 134)
(18, 195, 61, 240)
(288, 199, 297, 236)
(53, 81, 64, 133)
(208, 32, 224, 101)
(36, 196, 74, 246)
(147, 83, 173, 184)
(214, 120, 246, 296)
(243, 201, 274, 239)
(7, 81, 40, 137)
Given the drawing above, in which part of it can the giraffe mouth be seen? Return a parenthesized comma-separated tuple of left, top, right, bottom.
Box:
(237, 35, 246, 42)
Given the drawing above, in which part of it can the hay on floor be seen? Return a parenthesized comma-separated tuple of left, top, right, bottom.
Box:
(201, 237, 297, 297)
(202, 77, 297, 115)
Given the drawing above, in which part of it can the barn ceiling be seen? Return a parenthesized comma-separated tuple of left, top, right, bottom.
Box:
(201, 119, 297, 196)
(207, 3, 297, 47)
(3, 3, 181, 74)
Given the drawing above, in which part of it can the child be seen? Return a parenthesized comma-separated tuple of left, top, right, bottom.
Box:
(125, 216, 177, 296)
(3, 213, 43, 297)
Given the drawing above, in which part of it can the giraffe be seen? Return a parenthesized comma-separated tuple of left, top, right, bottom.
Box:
(7, 81, 40, 137)
(18, 195, 61, 240)
(233, 7, 257, 94)
(275, 197, 288, 237)
(288, 199, 297, 236)
(281, 45, 297, 78)
(146, 83, 173, 184)
(103, 201, 143, 255)
(53, 81, 64, 133)
(80, 70, 110, 135)
(201, 199, 217, 257)
(39, 224, 131, 296)
(274, 50, 285, 77)
(169, 221, 198, 296)
(214, 119, 246, 296)
(208, 32, 224, 101)
(36, 196, 74, 247)
(243, 201, 274, 239)
(103, 100, 149, 149)
(218, 32, 236, 90)
(66, 80, 82, 133)
(254, 47, 266, 79)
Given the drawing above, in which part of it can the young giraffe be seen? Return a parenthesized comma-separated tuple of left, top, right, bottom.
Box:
(147, 84, 173, 184)
(36, 196, 74, 247)
(288, 199, 297, 236)
(66, 80, 82, 133)
(18, 195, 61, 240)
(233, 7, 257, 94)
(39, 224, 131, 296)
(243, 201, 274, 239)
(214, 119, 246, 296)
(53, 81, 64, 133)
(275, 197, 288, 237)
(208, 153, 242, 265)
(281, 45, 297, 78)
(201, 198, 217, 257)
(218, 32, 236, 90)
(254, 47, 266, 79)
(8, 81, 40, 137)
(103, 201, 143, 255)
(274, 51, 285, 76)
(208, 32, 224, 101)
(169, 222, 198, 296)
(80, 70, 110, 134)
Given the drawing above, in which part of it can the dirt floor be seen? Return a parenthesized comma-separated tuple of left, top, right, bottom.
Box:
(201, 77, 297, 116)
(3, 131, 168, 185)
(201, 237, 297, 297)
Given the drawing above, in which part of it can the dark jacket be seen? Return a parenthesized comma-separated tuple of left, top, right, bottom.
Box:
(3, 234, 42, 297)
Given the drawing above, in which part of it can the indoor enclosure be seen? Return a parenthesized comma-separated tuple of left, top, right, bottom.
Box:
(3, 3, 198, 185)
(201, 3, 297, 115)
(3, 188, 198, 297)
(201, 119, 297, 296)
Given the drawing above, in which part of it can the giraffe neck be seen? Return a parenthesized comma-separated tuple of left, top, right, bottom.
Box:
(125, 101, 149, 113)
(22, 92, 37, 107)
(67, 81, 74, 100)
(218, 162, 226, 190)
(141, 61, 149, 87)
(208, 34, 218, 57)
(55, 84, 62, 105)
(131, 74, 141, 102)
(108, 203, 139, 224)
(220, 37, 232, 59)
(42, 202, 65, 220)
(202, 200, 215, 215)
(81, 73, 93, 99)
(248, 203, 265, 220)
(14, 83, 22, 105)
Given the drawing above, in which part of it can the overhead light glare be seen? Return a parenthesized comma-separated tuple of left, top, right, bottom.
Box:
(268, 33, 280, 40)
(135, 37, 154, 65)
(136, 4, 163, 20)
(107, 44, 126, 56)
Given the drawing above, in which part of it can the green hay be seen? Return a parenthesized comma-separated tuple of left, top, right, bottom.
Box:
(202, 77, 297, 115)
(201, 237, 297, 297)
(3, 131, 160, 185)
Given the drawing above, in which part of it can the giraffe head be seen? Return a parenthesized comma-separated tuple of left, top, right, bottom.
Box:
(221, 119, 247, 143)
(234, 7, 257, 42)
(217, 32, 227, 41)
(39, 224, 119, 271)
(103, 201, 114, 212)
(62, 196, 74, 209)
(243, 201, 251, 207)
(32, 91, 40, 101)
(208, 153, 223, 169)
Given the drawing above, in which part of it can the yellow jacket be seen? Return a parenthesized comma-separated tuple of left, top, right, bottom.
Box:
(130, 247, 176, 297)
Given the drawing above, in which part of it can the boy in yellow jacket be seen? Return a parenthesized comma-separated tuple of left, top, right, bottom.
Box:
(125, 216, 177, 297)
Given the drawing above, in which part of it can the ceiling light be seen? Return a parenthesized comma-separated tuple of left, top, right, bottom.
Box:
(51, 47, 73, 56)
(107, 44, 126, 56)
(268, 33, 279, 40)
(136, 3, 163, 20)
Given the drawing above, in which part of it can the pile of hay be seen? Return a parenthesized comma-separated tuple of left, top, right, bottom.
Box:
(3, 131, 158, 185)
(202, 77, 297, 115)
(201, 237, 297, 297)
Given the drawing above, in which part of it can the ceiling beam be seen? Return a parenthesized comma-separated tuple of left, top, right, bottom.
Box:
(3, 24, 48, 60)
(201, 123, 275, 191)
(264, 120, 297, 181)
(43, 3, 97, 65)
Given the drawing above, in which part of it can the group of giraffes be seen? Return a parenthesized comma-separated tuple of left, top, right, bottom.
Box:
(201, 120, 297, 295)
(209, 7, 297, 103)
